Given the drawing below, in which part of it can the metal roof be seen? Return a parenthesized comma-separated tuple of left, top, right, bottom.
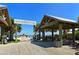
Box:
(47, 15, 77, 23)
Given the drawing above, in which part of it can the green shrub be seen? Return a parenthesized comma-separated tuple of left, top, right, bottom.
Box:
(0, 16, 3, 18)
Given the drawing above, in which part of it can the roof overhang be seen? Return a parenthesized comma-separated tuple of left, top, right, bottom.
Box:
(36, 15, 79, 31)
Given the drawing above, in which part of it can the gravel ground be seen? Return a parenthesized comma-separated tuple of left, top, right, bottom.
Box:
(0, 40, 77, 55)
(0, 36, 77, 55)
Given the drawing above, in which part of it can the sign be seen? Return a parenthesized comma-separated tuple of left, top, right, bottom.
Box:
(14, 19, 36, 25)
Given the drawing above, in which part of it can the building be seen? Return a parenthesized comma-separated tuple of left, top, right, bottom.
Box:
(0, 5, 11, 43)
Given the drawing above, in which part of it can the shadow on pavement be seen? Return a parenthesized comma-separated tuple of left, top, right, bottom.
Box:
(75, 52, 79, 55)
(31, 41, 54, 48)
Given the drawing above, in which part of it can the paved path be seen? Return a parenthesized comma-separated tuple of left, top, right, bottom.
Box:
(0, 36, 77, 55)
(0, 40, 77, 55)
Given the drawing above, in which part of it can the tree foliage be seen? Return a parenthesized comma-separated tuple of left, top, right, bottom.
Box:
(9, 17, 22, 33)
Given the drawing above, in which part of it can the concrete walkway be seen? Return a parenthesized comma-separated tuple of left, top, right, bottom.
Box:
(0, 40, 77, 55)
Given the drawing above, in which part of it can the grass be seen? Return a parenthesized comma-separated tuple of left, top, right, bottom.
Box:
(8, 39, 20, 43)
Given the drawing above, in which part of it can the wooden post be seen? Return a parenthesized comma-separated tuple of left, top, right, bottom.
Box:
(72, 28, 75, 45)
(42, 30, 45, 41)
(59, 24, 63, 47)
(38, 30, 41, 40)
(52, 29, 54, 41)
(1, 27, 4, 44)
(1, 27, 3, 44)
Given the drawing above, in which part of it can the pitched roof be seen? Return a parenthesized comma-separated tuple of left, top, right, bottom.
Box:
(46, 15, 77, 23)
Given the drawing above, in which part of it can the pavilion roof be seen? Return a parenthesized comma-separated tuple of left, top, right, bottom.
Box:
(47, 15, 76, 23)
(35, 15, 79, 31)
(40, 15, 78, 25)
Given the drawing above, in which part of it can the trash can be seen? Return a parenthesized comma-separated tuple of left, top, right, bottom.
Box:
(2, 35, 8, 44)
(3, 38, 7, 44)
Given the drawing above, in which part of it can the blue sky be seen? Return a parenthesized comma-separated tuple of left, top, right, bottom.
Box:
(1, 3, 79, 35)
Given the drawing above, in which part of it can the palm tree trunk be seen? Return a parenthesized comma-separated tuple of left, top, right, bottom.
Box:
(9, 30, 13, 41)
(1, 27, 5, 44)
(9, 32, 13, 41)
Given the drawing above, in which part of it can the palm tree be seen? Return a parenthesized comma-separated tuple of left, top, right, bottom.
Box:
(33, 23, 40, 32)
(16, 24, 22, 32)
(33, 23, 40, 40)
(8, 18, 22, 41)
(7, 17, 14, 41)
(13, 24, 22, 42)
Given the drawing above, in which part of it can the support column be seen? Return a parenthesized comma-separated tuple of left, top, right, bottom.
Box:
(42, 30, 45, 41)
(72, 28, 75, 45)
(1, 27, 5, 44)
(35, 32, 38, 40)
(59, 24, 63, 47)
(52, 29, 54, 41)
(38, 30, 41, 40)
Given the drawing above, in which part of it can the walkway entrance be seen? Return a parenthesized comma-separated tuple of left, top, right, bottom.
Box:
(14, 19, 36, 41)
